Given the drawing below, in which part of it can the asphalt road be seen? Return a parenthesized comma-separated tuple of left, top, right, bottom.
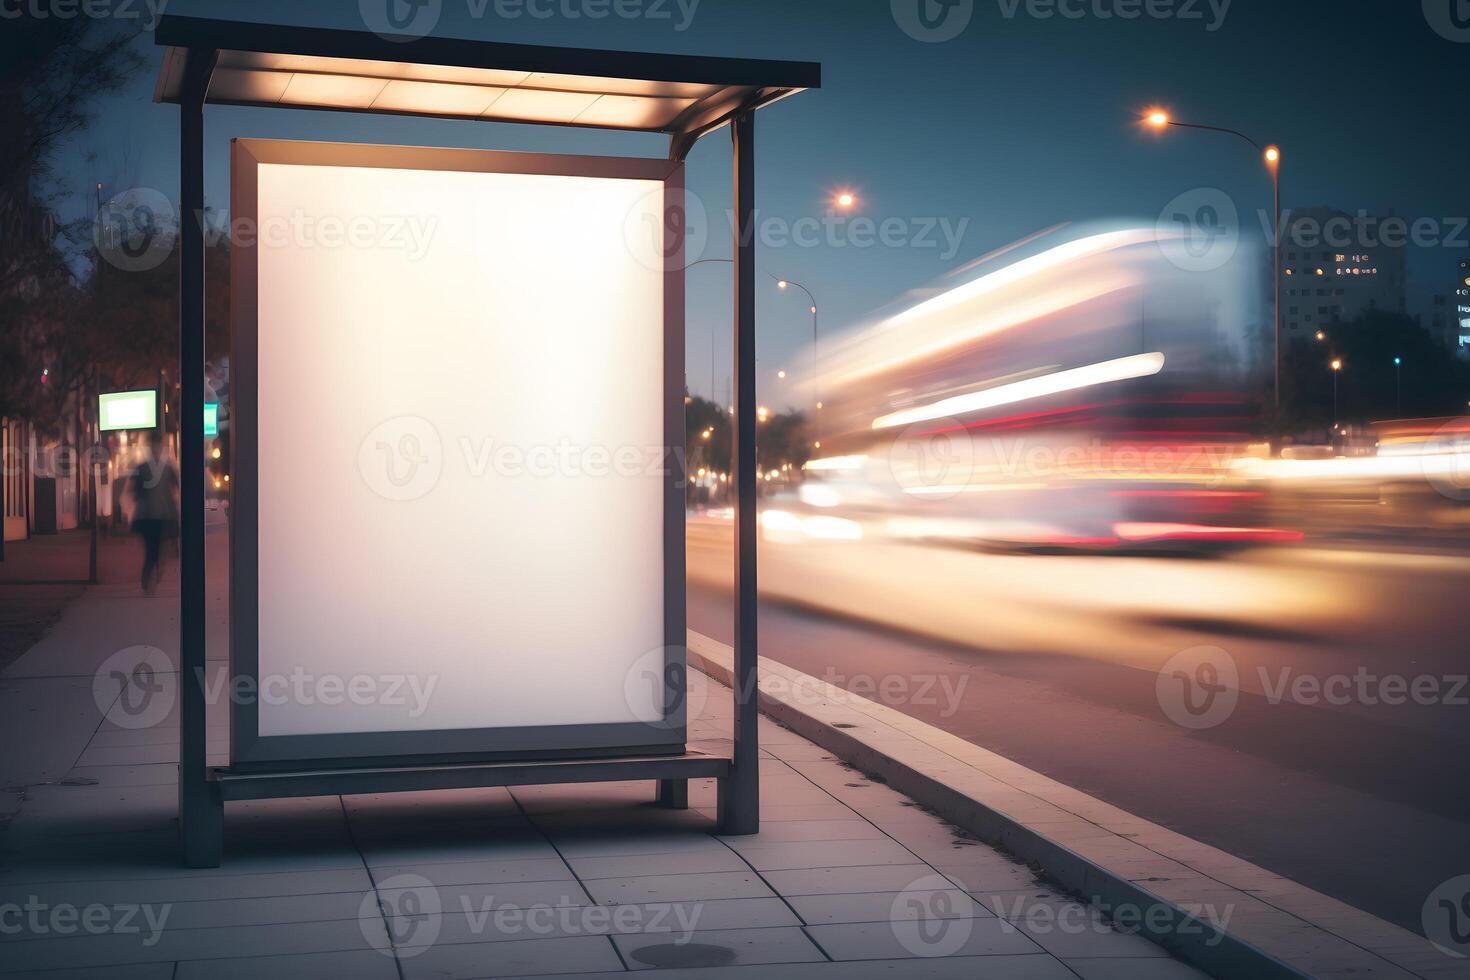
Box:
(686, 518, 1470, 935)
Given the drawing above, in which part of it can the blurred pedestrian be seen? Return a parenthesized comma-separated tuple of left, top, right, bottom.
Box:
(128, 431, 178, 594)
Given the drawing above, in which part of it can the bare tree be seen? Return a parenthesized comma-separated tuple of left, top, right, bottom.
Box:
(0, 16, 146, 422)
(0, 17, 145, 200)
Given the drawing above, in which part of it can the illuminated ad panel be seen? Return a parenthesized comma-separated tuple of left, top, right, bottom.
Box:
(232, 140, 682, 761)
(99, 390, 158, 431)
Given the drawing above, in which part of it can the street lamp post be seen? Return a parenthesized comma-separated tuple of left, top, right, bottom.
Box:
(89, 182, 104, 586)
(687, 259, 819, 434)
(774, 276, 820, 448)
(1393, 356, 1403, 416)
(1267, 144, 1281, 416)
(1145, 110, 1282, 418)
(1331, 358, 1343, 429)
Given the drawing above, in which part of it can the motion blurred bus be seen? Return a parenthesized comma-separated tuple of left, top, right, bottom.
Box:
(785, 223, 1302, 554)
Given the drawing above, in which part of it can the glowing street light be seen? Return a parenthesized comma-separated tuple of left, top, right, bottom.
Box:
(1146, 109, 1170, 128)
(777, 370, 786, 379)
(835, 191, 856, 209)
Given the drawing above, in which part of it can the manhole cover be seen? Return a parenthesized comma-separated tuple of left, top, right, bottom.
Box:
(631, 943, 737, 968)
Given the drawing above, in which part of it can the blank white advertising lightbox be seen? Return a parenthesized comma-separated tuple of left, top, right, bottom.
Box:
(231, 139, 683, 762)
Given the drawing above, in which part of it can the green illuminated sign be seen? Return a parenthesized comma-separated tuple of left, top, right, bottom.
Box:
(204, 403, 220, 437)
(98, 390, 158, 432)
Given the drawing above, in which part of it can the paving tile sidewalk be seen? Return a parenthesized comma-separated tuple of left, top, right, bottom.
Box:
(0, 529, 107, 676)
(0, 529, 1209, 980)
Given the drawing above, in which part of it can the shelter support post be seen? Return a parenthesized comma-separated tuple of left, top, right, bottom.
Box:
(179, 46, 223, 870)
(657, 779, 689, 808)
(718, 109, 760, 836)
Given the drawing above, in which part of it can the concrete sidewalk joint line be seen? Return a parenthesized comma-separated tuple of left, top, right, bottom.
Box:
(688, 630, 1458, 980)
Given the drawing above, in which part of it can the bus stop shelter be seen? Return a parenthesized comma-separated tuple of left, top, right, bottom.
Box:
(153, 14, 819, 867)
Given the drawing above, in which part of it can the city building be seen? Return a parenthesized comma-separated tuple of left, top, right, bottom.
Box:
(1458, 259, 1470, 358)
(1279, 207, 1407, 335)
(1423, 293, 1449, 351)
(2, 419, 27, 542)
(1, 412, 89, 542)
(0, 179, 86, 543)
